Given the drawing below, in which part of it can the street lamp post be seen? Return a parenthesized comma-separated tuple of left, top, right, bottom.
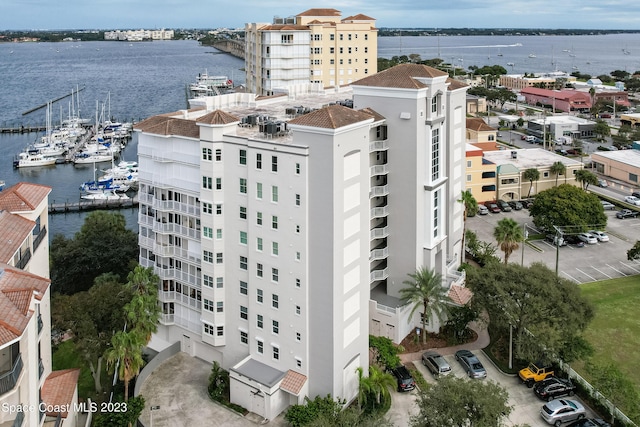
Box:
(521, 223, 530, 266)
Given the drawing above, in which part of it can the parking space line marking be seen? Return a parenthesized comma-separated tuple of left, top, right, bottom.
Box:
(575, 268, 596, 281)
(603, 264, 625, 277)
(619, 261, 640, 273)
(592, 266, 612, 278)
(562, 271, 581, 283)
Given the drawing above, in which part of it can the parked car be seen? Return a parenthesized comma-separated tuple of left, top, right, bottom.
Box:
(454, 349, 487, 379)
(509, 200, 523, 210)
(624, 195, 640, 206)
(521, 198, 535, 209)
(422, 351, 452, 379)
(616, 209, 639, 219)
(540, 399, 586, 426)
(588, 230, 609, 242)
(577, 232, 598, 244)
(497, 199, 512, 212)
(566, 419, 611, 427)
(600, 200, 615, 210)
(485, 202, 501, 213)
(519, 362, 555, 387)
(477, 204, 489, 215)
(565, 235, 585, 247)
(632, 191, 640, 199)
(597, 179, 608, 188)
(534, 377, 576, 401)
(546, 234, 566, 247)
(391, 365, 416, 392)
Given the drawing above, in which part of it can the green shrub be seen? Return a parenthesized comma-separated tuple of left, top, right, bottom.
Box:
(369, 336, 401, 370)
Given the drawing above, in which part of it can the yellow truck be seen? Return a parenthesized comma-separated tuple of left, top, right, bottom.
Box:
(518, 362, 554, 387)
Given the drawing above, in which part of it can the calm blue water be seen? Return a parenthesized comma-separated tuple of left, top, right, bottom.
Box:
(1, 35, 639, 237)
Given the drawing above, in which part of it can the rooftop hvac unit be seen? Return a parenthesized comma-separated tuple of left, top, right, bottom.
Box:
(511, 151, 518, 159)
(273, 17, 284, 24)
(266, 122, 278, 134)
(284, 17, 295, 24)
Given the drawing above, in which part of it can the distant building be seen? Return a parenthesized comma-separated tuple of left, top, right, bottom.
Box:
(466, 95, 487, 114)
(527, 115, 596, 142)
(620, 113, 640, 128)
(465, 144, 498, 203)
(245, 8, 378, 95)
(466, 118, 499, 151)
(520, 87, 591, 113)
(499, 72, 577, 91)
(592, 149, 640, 187)
(104, 29, 174, 41)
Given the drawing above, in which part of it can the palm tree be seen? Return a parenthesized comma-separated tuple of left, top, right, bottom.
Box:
(105, 329, 145, 401)
(125, 265, 160, 345)
(127, 265, 158, 295)
(399, 267, 449, 343)
(366, 365, 396, 406)
(457, 190, 478, 265)
(493, 218, 524, 264)
(523, 168, 540, 198)
(575, 169, 598, 190)
(356, 367, 372, 410)
(550, 161, 566, 186)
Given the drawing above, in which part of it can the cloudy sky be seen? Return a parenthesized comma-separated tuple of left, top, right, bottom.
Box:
(2, 0, 639, 30)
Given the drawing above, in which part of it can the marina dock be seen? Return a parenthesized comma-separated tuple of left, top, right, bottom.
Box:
(49, 195, 138, 214)
(0, 125, 47, 134)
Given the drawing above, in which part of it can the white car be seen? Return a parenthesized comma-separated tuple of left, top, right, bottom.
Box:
(540, 399, 586, 426)
(577, 232, 598, 244)
(589, 230, 609, 242)
(624, 195, 640, 206)
(600, 200, 616, 210)
(477, 205, 489, 215)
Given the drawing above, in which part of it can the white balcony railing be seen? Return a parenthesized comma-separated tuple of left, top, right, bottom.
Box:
(370, 165, 389, 176)
(369, 139, 389, 152)
(370, 185, 389, 198)
(370, 247, 389, 261)
(370, 226, 389, 240)
(370, 206, 389, 219)
(370, 268, 389, 282)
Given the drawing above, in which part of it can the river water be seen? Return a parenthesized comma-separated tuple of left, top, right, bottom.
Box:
(1, 35, 638, 237)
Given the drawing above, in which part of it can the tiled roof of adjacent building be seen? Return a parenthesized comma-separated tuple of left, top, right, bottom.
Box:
(196, 110, 240, 125)
(0, 264, 50, 346)
(280, 370, 307, 395)
(297, 8, 341, 17)
(259, 25, 310, 31)
(448, 284, 473, 306)
(343, 14, 376, 21)
(0, 211, 35, 264)
(0, 182, 51, 212)
(359, 107, 386, 123)
(467, 117, 496, 132)
(447, 77, 469, 91)
(288, 104, 374, 129)
(353, 63, 448, 89)
(42, 369, 81, 418)
(134, 116, 200, 138)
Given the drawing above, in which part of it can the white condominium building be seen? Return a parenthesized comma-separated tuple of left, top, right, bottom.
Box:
(136, 63, 468, 420)
(245, 8, 378, 95)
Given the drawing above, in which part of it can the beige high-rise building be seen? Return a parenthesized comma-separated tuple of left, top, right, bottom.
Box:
(245, 8, 378, 95)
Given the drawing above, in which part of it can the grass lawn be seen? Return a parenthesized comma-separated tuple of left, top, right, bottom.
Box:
(52, 340, 111, 401)
(577, 275, 640, 386)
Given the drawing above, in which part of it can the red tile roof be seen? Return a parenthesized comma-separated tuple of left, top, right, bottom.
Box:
(134, 116, 200, 138)
(288, 104, 374, 129)
(343, 14, 376, 21)
(467, 117, 495, 132)
(448, 284, 473, 306)
(196, 110, 240, 125)
(280, 370, 307, 395)
(0, 264, 50, 346)
(353, 64, 448, 89)
(0, 211, 35, 264)
(0, 182, 51, 212)
(297, 8, 341, 17)
(42, 369, 81, 418)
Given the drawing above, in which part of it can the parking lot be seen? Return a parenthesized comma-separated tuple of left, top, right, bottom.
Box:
(467, 206, 640, 284)
(408, 351, 597, 427)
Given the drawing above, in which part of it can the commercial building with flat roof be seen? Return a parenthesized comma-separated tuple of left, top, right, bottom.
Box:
(591, 149, 640, 188)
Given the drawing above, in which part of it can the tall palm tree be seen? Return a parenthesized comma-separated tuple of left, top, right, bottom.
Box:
(356, 366, 372, 410)
(457, 190, 478, 265)
(575, 169, 598, 190)
(493, 218, 524, 265)
(105, 329, 145, 401)
(125, 265, 160, 346)
(523, 168, 540, 198)
(127, 265, 158, 295)
(366, 365, 396, 406)
(399, 267, 449, 343)
(550, 161, 566, 186)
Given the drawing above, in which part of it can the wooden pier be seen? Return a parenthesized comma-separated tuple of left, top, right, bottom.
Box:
(0, 125, 47, 134)
(49, 195, 138, 214)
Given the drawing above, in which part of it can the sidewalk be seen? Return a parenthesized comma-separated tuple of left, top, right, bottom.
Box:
(399, 321, 490, 364)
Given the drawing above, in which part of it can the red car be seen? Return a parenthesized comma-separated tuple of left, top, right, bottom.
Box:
(485, 202, 501, 213)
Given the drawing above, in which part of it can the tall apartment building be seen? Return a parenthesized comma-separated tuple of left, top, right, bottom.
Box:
(245, 8, 378, 95)
(0, 183, 80, 427)
(137, 63, 468, 420)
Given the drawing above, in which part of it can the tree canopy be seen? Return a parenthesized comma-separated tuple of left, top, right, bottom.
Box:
(410, 376, 512, 427)
(529, 184, 606, 233)
(493, 218, 524, 264)
(466, 262, 594, 363)
(50, 211, 139, 294)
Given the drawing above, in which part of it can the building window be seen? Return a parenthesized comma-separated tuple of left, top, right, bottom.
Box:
(467, 174, 472, 182)
(216, 177, 222, 190)
(543, 172, 549, 178)
(216, 229, 222, 239)
(240, 305, 248, 320)
(202, 147, 212, 160)
(273, 346, 280, 360)
(365, 47, 368, 53)
(296, 358, 302, 368)
(296, 225, 300, 234)
(203, 250, 214, 263)
(202, 176, 212, 189)
(203, 202, 212, 214)
(256, 153, 262, 169)
(239, 149, 247, 165)
(272, 186, 278, 202)
(257, 314, 263, 328)
(432, 128, 440, 181)
(431, 96, 438, 113)
(257, 212, 263, 225)
(271, 156, 278, 172)
(257, 262, 263, 277)
(272, 320, 279, 334)
(217, 326, 224, 336)
(216, 204, 222, 215)
(215, 149, 222, 161)
(272, 268, 279, 282)
(467, 160, 472, 167)
(272, 294, 279, 309)
(257, 289, 263, 304)
(216, 253, 223, 264)
(216, 277, 223, 288)
(295, 163, 300, 174)
(365, 34, 368, 40)
(204, 323, 215, 336)
(240, 330, 248, 344)
(433, 190, 440, 238)
(296, 278, 301, 288)
(240, 231, 247, 245)
(296, 332, 301, 342)
(240, 178, 247, 194)
(330, 34, 335, 40)
(295, 194, 301, 206)
(339, 47, 343, 54)
(348, 47, 352, 54)
(240, 256, 248, 270)
(256, 182, 263, 199)
(296, 251, 301, 261)
(240, 206, 247, 219)
(630, 173, 638, 182)
(272, 215, 278, 229)
(296, 305, 301, 315)
(281, 34, 293, 44)
(203, 275, 214, 288)
(203, 226, 213, 239)
(330, 47, 335, 54)
(257, 340, 264, 353)
(217, 301, 224, 313)
(364, 68, 368, 74)
(272, 242, 279, 256)
(204, 299, 214, 312)
(240, 280, 248, 295)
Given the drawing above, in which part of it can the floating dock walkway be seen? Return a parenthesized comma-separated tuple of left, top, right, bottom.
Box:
(49, 195, 138, 214)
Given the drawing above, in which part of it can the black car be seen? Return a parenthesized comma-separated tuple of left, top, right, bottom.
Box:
(497, 199, 512, 212)
(566, 419, 611, 427)
(391, 365, 416, 392)
(533, 377, 576, 401)
(508, 200, 523, 210)
(564, 235, 585, 247)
